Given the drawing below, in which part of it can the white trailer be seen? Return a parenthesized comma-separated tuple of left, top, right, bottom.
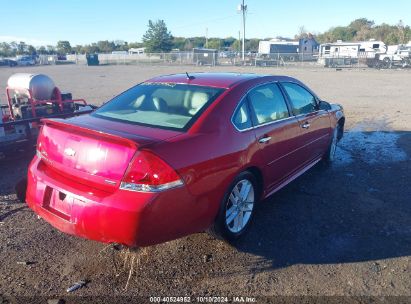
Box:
(128, 48, 145, 55)
(319, 42, 360, 58)
(358, 40, 387, 56)
(318, 42, 361, 67)
(256, 39, 301, 66)
(318, 39, 387, 67)
(258, 41, 273, 55)
(258, 40, 299, 55)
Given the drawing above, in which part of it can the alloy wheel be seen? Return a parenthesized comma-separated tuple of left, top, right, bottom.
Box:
(225, 179, 255, 233)
(329, 127, 338, 161)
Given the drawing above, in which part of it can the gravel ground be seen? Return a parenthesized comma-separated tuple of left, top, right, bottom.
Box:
(0, 64, 410, 303)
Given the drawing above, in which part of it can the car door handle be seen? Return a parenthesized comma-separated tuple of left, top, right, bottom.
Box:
(301, 122, 311, 129)
(258, 136, 271, 143)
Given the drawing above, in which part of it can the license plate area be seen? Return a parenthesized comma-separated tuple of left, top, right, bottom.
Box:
(43, 186, 73, 221)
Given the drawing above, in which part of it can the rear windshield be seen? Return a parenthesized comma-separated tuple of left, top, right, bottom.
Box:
(93, 83, 225, 130)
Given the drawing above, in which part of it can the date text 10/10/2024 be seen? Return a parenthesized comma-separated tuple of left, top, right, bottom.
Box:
(149, 296, 257, 303)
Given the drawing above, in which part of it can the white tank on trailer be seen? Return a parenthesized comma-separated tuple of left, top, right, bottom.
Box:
(7, 73, 56, 100)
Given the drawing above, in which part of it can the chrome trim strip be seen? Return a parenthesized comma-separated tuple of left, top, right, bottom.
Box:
(301, 122, 311, 129)
(293, 110, 328, 120)
(258, 136, 272, 143)
(231, 112, 296, 133)
(104, 179, 117, 185)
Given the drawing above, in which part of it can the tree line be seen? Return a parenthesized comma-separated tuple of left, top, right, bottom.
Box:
(1, 18, 410, 57)
(315, 18, 411, 45)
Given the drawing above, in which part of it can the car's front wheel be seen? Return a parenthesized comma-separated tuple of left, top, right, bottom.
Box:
(324, 125, 339, 162)
(209, 171, 258, 242)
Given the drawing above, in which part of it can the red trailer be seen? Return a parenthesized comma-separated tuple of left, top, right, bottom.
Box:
(0, 73, 96, 159)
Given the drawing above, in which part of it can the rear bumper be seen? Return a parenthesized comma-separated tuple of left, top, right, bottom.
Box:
(26, 156, 209, 247)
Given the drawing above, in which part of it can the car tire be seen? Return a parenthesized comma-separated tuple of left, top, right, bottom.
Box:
(324, 125, 340, 163)
(383, 57, 391, 69)
(208, 171, 258, 242)
(15, 178, 28, 203)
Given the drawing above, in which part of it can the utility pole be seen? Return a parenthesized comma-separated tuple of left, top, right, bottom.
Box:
(238, 31, 241, 53)
(206, 27, 208, 48)
(238, 0, 247, 62)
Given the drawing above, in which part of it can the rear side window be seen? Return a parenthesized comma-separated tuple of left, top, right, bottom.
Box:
(232, 101, 252, 130)
(93, 83, 224, 130)
(281, 82, 317, 115)
(247, 83, 290, 125)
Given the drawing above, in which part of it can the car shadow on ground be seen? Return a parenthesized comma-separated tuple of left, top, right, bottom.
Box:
(234, 130, 411, 271)
(0, 154, 31, 222)
(0, 154, 31, 196)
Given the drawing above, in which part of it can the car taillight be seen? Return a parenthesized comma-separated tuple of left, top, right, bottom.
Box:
(120, 150, 183, 192)
(36, 128, 52, 163)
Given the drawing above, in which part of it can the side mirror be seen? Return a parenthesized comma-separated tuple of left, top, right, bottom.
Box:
(318, 100, 331, 110)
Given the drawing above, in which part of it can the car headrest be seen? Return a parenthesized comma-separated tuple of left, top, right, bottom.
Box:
(239, 107, 248, 123)
(189, 92, 209, 115)
(152, 97, 168, 112)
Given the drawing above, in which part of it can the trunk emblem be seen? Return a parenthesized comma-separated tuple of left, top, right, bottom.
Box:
(64, 148, 76, 157)
(104, 179, 117, 185)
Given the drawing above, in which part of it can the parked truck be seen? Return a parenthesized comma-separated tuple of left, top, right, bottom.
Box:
(367, 44, 411, 68)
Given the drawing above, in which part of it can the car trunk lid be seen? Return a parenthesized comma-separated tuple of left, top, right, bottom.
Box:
(37, 118, 163, 192)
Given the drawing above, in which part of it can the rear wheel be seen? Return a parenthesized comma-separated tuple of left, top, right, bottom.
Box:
(209, 171, 258, 242)
(15, 178, 28, 203)
(383, 57, 391, 69)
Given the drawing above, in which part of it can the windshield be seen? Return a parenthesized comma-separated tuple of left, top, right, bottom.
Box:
(93, 83, 225, 130)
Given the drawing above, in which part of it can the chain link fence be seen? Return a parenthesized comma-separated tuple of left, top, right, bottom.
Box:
(2, 51, 409, 70)
(59, 51, 411, 69)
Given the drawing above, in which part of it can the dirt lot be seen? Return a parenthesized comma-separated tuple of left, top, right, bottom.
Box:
(0, 65, 410, 303)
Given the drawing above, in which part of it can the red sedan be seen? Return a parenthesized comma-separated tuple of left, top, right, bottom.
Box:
(26, 73, 345, 247)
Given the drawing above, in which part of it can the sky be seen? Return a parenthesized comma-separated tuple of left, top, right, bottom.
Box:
(1, 0, 411, 46)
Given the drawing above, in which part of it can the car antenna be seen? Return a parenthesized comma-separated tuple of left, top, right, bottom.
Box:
(186, 72, 195, 80)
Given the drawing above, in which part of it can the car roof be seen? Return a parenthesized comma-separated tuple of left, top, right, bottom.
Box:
(146, 73, 266, 89)
(146, 73, 304, 89)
